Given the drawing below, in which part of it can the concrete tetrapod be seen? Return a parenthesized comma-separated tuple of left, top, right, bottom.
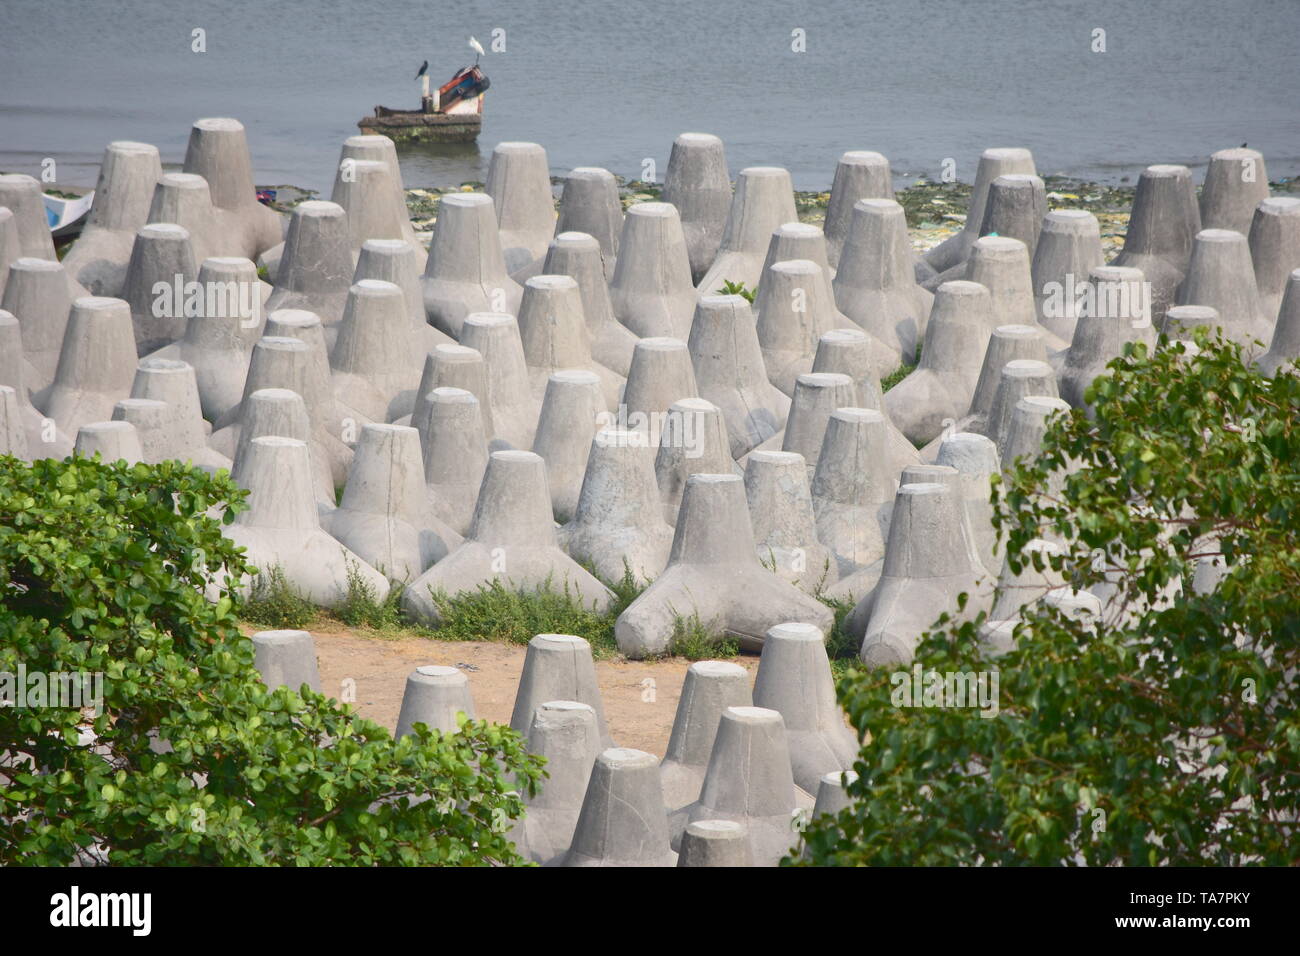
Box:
(752, 622, 858, 794)
(558, 428, 673, 586)
(402, 451, 614, 625)
(1112, 164, 1200, 324)
(394, 665, 475, 738)
(38, 297, 138, 438)
(978, 174, 1047, 258)
(983, 359, 1060, 453)
(61, 141, 162, 296)
(619, 337, 699, 446)
(934, 430, 1003, 576)
(564, 748, 677, 867)
(1174, 229, 1273, 354)
(1057, 266, 1157, 412)
(958, 324, 1050, 440)
(608, 203, 696, 340)
(757, 258, 856, 396)
(1199, 147, 1269, 237)
(147, 173, 222, 268)
(111, 398, 175, 463)
(825, 151, 895, 271)
(989, 538, 1066, 623)
(833, 198, 933, 362)
(0, 311, 73, 458)
(966, 235, 1067, 350)
(250, 630, 321, 693)
(681, 706, 804, 866)
(74, 420, 142, 465)
(325, 423, 461, 580)
(0, 209, 18, 299)
(677, 820, 754, 867)
(1033, 209, 1105, 343)
(353, 239, 451, 361)
(884, 280, 994, 445)
(329, 280, 422, 423)
(555, 168, 622, 271)
(0, 386, 28, 459)
(745, 372, 859, 479)
(615, 473, 834, 658)
(121, 223, 199, 354)
(229, 387, 336, 515)
(459, 311, 542, 448)
(999, 395, 1072, 474)
(331, 159, 410, 253)
(697, 167, 798, 296)
(516, 275, 623, 410)
(654, 397, 740, 528)
(416, 387, 489, 536)
(405, 343, 495, 442)
(813, 409, 896, 601)
(542, 231, 638, 377)
(509, 700, 601, 866)
(661, 132, 731, 283)
(1249, 197, 1300, 321)
(421, 192, 522, 338)
(852, 481, 992, 666)
(181, 118, 282, 259)
(128, 357, 230, 472)
(223, 436, 390, 608)
(533, 370, 604, 522)
(745, 450, 838, 595)
(688, 294, 789, 457)
(1, 257, 76, 394)
(921, 147, 1036, 279)
(338, 135, 423, 250)
(509, 634, 613, 748)
(0, 174, 59, 261)
(1258, 270, 1300, 377)
(659, 660, 753, 813)
(264, 202, 354, 340)
(485, 142, 556, 281)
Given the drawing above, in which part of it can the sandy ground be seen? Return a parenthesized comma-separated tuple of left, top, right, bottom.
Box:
(298, 622, 760, 758)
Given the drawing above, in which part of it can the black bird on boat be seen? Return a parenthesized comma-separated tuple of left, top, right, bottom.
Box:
(415, 60, 428, 80)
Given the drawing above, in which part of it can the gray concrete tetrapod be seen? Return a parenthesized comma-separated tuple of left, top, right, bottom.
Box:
(0, 208, 18, 300)
(745, 450, 838, 595)
(661, 133, 731, 283)
(853, 481, 991, 666)
(406, 343, 494, 440)
(0, 174, 58, 261)
(142, 256, 261, 422)
(182, 118, 281, 259)
(677, 819, 754, 867)
(1113, 164, 1200, 324)
(1, 257, 75, 395)
(230, 387, 336, 513)
(564, 748, 677, 867)
(1058, 266, 1157, 412)
(990, 538, 1066, 623)
(558, 428, 674, 586)
(608, 202, 696, 340)
(1258, 270, 1300, 377)
(833, 198, 933, 362)
(251, 629, 321, 693)
(326, 423, 461, 580)
(0, 312, 73, 457)
(984, 358, 1060, 453)
(922, 147, 1036, 278)
(688, 294, 789, 457)
(509, 634, 613, 748)
(1161, 304, 1220, 342)
(0, 386, 28, 459)
(1248, 197, 1300, 321)
(38, 297, 137, 437)
(1173, 229, 1273, 353)
(977, 173, 1047, 257)
(111, 398, 176, 463)
(825, 151, 895, 270)
(555, 168, 622, 271)
(517, 274, 623, 409)
(402, 451, 615, 625)
(759, 221, 842, 295)
(74, 420, 143, 465)
(962, 324, 1050, 437)
(329, 279, 422, 422)
(421, 192, 522, 338)
(615, 473, 834, 658)
(331, 159, 410, 253)
(999, 395, 1072, 474)
(510, 700, 602, 866)
(394, 665, 475, 738)
(121, 222, 198, 354)
(129, 357, 230, 471)
(811, 328, 917, 473)
(416, 386, 489, 535)
(813, 408, 895, 599)
(543, 231, 639, 377)
(339, 134, 423, 249)
(485, 142, 556, 281)
(354, 238, 451, 360)
(263, 307, 363, 441)
(1199, 147, 1269, 237)
(747, 371, 858, 480)
(1033, 209, 1104, 343)
(697, 167, 798, 296)
(757, 258, 855, 396)
(265, 201, 354, 336)
(654, 397, 739, 528)
(533, 370, 604, 523)
(753, 622, 858, 794)
(884, 280, 994, 444)
(224, 435, 390, 606)
(61, 141, 162, 296)
(659, 660, 753, 813)
(935, 430, 1003, 577)
(619, 336, 699, 446)
(966, 235, 1066, 349)
(683, 706, 803, 866)
(147, 173, 222, 267)
(460, 311, 543, 448)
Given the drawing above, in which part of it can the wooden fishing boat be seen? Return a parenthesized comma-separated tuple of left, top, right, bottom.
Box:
(359, 65, 488, 143)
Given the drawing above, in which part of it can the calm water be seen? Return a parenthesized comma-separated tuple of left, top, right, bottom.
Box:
(2, 0, 1297, 194)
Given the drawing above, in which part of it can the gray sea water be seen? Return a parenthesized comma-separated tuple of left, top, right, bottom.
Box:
(1, 0, 1297, 194)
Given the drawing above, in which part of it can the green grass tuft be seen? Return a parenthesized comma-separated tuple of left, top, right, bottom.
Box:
(240, 564, 318, 629)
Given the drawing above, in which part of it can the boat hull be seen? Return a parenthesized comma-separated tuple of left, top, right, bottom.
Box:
(358, 109, 482, 143)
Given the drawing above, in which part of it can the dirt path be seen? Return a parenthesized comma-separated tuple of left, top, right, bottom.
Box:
(299, 623, 760, 758)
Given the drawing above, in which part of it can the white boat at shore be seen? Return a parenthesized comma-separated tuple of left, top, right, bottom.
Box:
(43, 190, 95, 238)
